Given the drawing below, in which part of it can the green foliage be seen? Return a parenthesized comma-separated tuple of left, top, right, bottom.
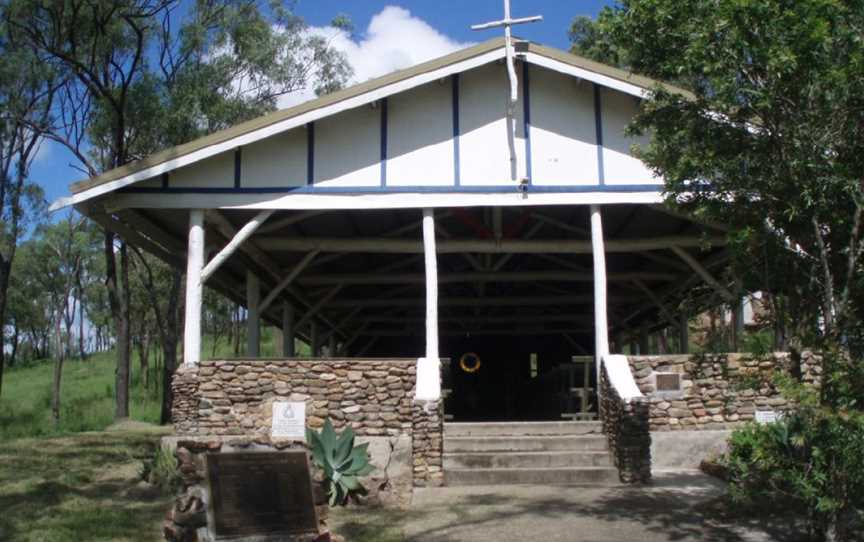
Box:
(306, 419, 374, 506)
(721, 406, 864, 540)
(140, 445, 182, 495)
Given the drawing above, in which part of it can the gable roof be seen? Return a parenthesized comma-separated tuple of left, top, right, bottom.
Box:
(55, 38, 691, 209)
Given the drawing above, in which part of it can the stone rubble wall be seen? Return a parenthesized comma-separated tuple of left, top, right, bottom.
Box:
(171, 358, 443, 487)
(628, 352, 821, 431)
(598, 365, 652, 484)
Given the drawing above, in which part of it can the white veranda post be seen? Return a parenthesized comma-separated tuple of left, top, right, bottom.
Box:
(416, 208, 441, 401)
(183, 209, 205, 365)
(590, 205, 610, 394)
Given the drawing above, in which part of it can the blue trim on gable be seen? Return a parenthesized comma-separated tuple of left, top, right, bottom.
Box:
(593, 84, 606, 186)
(452, 74, 461, 187)
(234, 147, 242, 188)
(306, 122, 315, 186)
(522, 62, 533, 185)
(380, 98, 388, 187)
(120, 183, 662, 195)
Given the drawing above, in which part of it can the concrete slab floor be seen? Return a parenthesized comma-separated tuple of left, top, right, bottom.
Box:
(403, 470, 803, 542)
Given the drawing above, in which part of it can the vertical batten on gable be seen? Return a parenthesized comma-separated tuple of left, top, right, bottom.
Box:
(452, 74, 461, 187)
(306, 122, 314, 186)
(594, 84, 606, 186)
(380, 97, 388, 186)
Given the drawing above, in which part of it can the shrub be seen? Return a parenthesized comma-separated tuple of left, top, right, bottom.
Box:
(721, 405, 864, 541)
(307, 419, 374, 506)
(141, 445, 182, 495)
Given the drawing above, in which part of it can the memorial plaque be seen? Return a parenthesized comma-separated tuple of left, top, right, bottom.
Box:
(755, 410, 780, 424)
(271, 401, 306, 440)
(206, 451, 318, 538)
(655, 373, 682, 392)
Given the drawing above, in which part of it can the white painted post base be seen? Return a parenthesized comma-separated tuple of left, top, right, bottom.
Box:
(415, 357, 441, 401)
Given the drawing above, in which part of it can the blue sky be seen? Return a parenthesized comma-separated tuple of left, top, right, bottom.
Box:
(35, 1, 614, 207)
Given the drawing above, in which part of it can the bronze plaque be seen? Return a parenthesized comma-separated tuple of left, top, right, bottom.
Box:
(656, 373, 682, 392)
(206, 451, 318, 538)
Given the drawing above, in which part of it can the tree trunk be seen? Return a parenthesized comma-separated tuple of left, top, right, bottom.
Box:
(51, 310, 65, 428)
(160, 270, 182, 425)
(0, 258, 9, 397)
(106, 232, 131, 420)
(78, 280, 86, 360)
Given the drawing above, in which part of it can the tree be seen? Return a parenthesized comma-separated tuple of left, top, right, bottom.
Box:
(5, 0, 351, 420)
(0, 17, 54, 397)
(28, 214, 90, 427)
(583, 1, 864, 538)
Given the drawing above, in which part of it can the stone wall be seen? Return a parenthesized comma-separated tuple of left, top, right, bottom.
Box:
(171, 358, 443, 488)
(599, 365, 652, 484)
(628, 352, 821, 431)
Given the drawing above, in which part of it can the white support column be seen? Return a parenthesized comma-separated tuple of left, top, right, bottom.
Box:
(282, 303, 295, 357)
(246, 271, 260, 357)
(183, 210, 205, 365)
(416, 208, 441, 401)
(590, 205, 610, 384)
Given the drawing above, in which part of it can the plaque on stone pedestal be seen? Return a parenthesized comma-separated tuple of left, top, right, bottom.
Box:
(206, 451, 318, 538)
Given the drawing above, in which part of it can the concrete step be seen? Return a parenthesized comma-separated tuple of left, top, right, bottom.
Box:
(444, 421, 602, 437)
(444, 466, 620, 486)
(444, 450, 612, 469)
(443, 435, 608, 453)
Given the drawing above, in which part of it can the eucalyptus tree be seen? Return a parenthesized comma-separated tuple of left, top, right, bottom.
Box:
(26, 213, 90, 427)
(588, 0, 864, 395)
(578, 2, 864, 538)
(0, 17, 55, 397)
(5, 0, 351, 419)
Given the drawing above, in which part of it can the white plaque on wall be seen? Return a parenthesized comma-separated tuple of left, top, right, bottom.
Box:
(755, 410, 779, 424)
(271, 401, 306, 439)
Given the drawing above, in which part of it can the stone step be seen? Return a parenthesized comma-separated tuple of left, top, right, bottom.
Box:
(443, 435, 608, 453)
(444, 450, 612, 469)
(444, 466, 620, 486)
(444, 421, 602, 437)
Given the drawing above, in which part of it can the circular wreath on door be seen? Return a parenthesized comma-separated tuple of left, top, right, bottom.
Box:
(459, 352, 482, 374)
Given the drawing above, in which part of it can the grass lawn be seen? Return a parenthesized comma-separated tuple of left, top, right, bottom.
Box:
(0, 351, 161, 440)
(0, 425, 171, 542)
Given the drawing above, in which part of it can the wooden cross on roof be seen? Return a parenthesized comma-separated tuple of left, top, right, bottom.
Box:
(472, 0, 542, 105)
(472, 0, 542, 182)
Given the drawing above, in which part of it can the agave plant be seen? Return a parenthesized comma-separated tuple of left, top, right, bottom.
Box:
(306, 419, 375, 506)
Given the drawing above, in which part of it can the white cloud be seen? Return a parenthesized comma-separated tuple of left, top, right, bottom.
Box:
(279, 6, 474, 108)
